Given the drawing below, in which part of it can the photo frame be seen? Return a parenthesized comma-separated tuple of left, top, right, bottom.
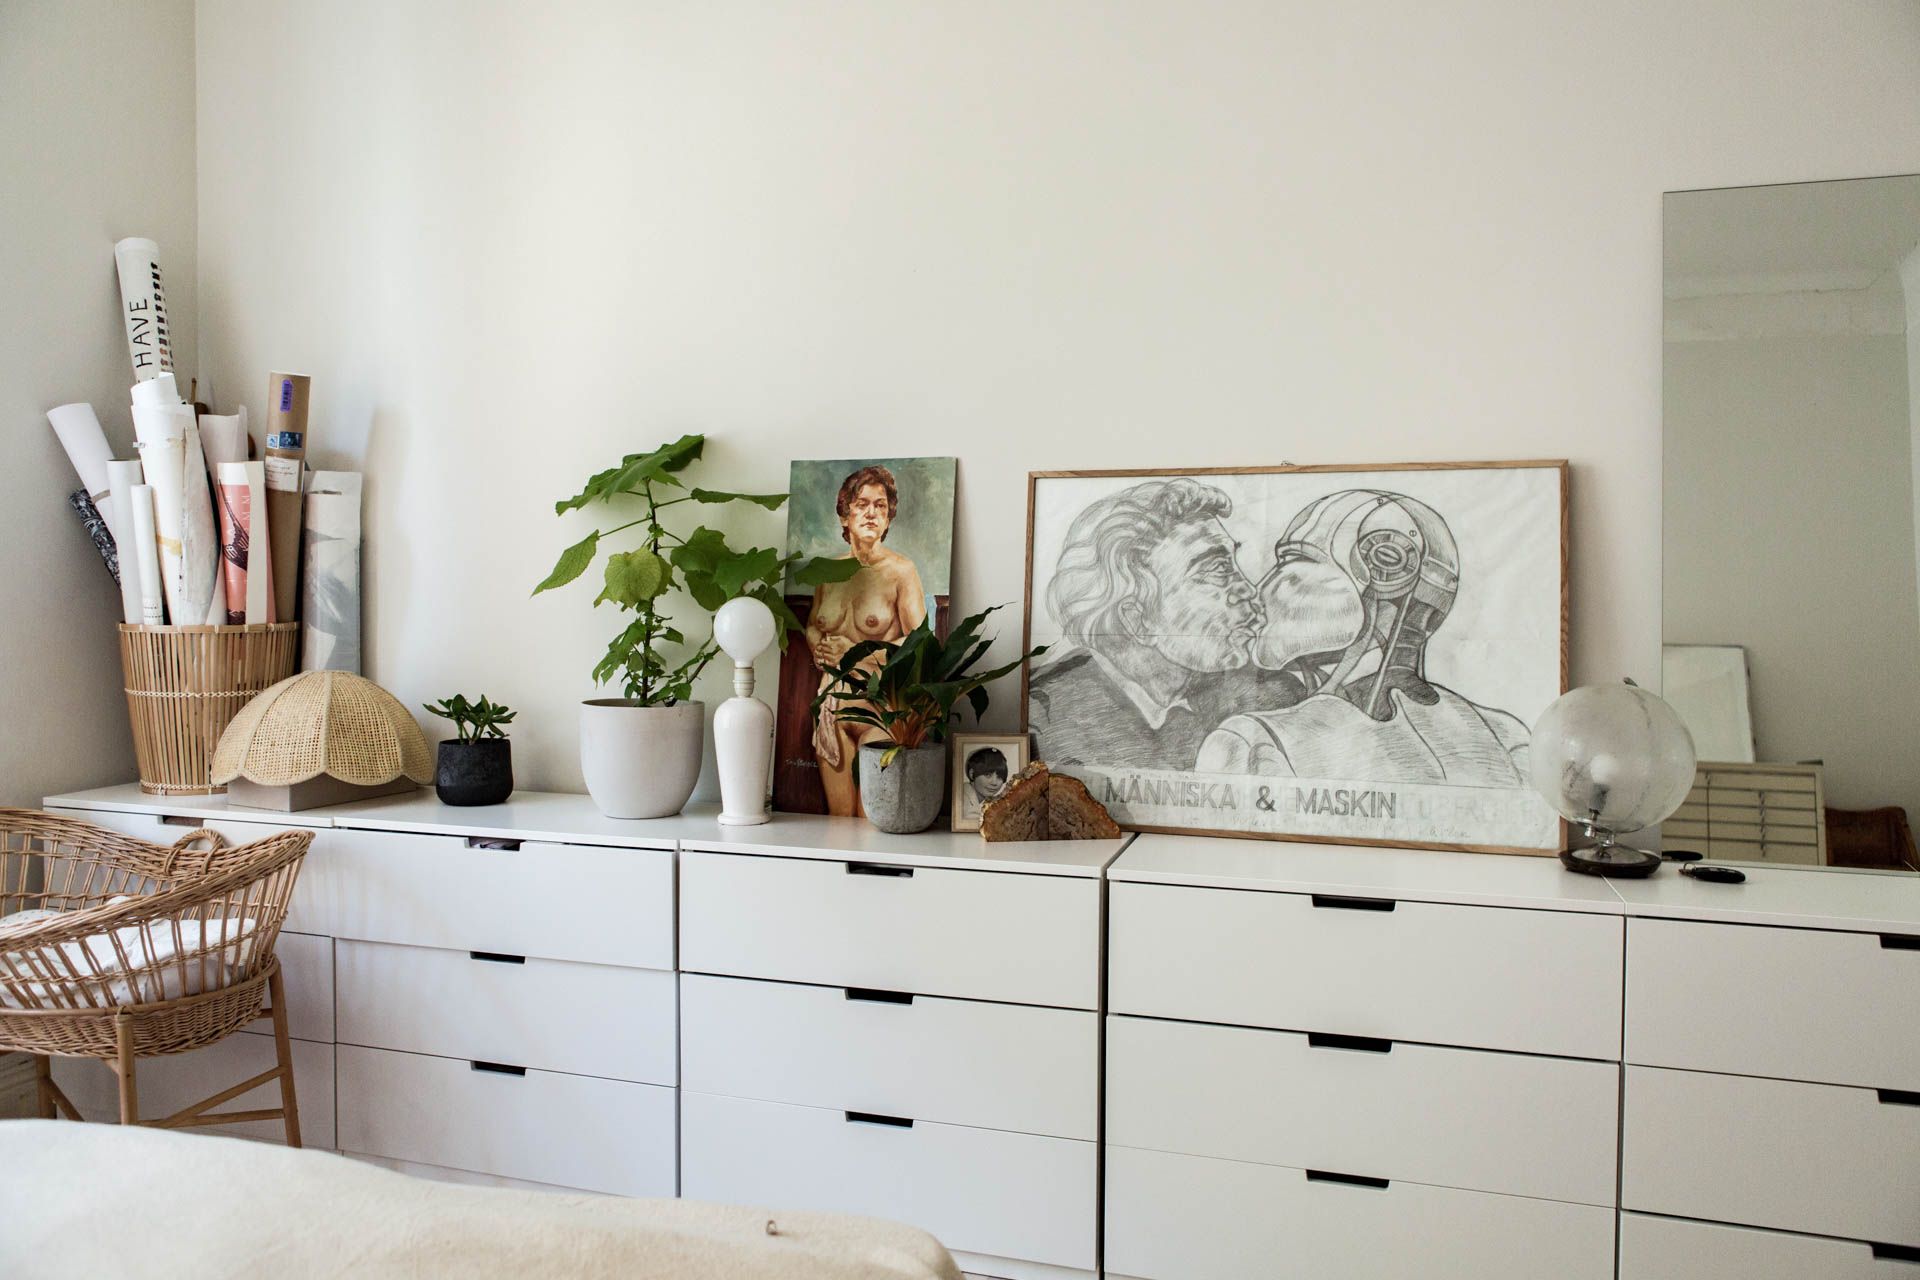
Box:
(950, 732, 1032, 832)
(1021, 461, 1569, 854)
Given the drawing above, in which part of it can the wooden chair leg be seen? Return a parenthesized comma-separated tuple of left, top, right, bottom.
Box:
(267, 966, 302, 1148)
(113, 1013, 139, 1126)
(32, 1054, 55, 1119)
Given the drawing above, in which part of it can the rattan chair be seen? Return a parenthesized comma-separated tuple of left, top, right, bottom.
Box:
(0, 809, 312, 1142)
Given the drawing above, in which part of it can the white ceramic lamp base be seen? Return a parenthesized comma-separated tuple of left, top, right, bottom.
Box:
(711, 596, 778, 826)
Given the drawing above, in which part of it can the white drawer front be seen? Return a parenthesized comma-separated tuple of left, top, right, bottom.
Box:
(1105, 1144, 1615, 1280)
(680, 851, 1098, 1008)
(1107, 1014, 1618, 1206)
(682, 974, 1095, 1139)
(1624, 1065, 1920, 1246)
(303, 828, 673, 969)
(336, 940, 676, 1085)
(54, 1035, 334, 1150)
(247, 931, 333, 1043)
(335, 1044, 675, 1197)
(1627, 918, 1920, 1090)
(47, 807, 329, 933)
(1621, 1213, 1920, 1279)
(1110, 882, 1623, 1059)
(681, 1090, 1096, 1272)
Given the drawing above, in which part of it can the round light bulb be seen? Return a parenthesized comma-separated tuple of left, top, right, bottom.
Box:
(714, 595, 778, 665)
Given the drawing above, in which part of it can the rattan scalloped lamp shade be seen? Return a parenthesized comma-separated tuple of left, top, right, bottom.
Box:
(212, 671, 432, 811)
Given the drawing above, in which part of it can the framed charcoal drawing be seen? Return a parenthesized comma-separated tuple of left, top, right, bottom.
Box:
(1021, 461, 1569, 854)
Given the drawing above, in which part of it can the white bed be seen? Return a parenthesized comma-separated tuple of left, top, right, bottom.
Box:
(0, 1119, 962, 1280)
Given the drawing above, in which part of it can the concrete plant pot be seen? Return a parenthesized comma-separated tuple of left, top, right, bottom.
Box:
(858, 740, 947, 834)
(579, 699, 704, 819)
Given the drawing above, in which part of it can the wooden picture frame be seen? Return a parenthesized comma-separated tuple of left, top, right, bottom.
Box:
(1020, 460, 1569, 855)
(950, 732, 1032, 832)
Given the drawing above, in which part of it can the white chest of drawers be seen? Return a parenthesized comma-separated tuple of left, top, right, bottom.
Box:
(1615, 868, 1920, 1275)
(676, 823, 1124, 1280)
(1105, 835, 1626, 1280)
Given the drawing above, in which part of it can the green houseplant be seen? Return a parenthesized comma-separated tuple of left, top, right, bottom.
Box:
(809, 605, 1045, 833)
(423, 694, 516, 807)
(535, 434, 855, 817)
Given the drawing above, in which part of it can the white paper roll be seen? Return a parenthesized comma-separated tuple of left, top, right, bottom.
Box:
(129, 485, 165, 626)
(130, 372, 181, 409)
(197, 407, 249, 623)
(131, 398, 193, 623)
(46, 403, 119, 546)
(107, 459, 146, 624)
(113, 238, 174, 382)
(302, 471, 362, 672)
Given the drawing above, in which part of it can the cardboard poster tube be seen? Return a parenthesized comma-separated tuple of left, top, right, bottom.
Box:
(263, 373, 309, 623)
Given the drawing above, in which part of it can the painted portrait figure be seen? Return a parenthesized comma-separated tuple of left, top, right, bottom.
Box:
(804, 465, 927, 816)
(1196, 489, 1531, 785)
(774, 456, 957, 816)
(1028, 477, 1264, 769)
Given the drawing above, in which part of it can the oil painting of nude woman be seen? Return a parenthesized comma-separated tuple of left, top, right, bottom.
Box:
(774, 457, 957, 816)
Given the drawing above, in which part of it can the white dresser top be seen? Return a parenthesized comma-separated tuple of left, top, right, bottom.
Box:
(43, 784, 1130, 878)
(1112, 833, 1626, 913)
(1115, 833, 1920, 933)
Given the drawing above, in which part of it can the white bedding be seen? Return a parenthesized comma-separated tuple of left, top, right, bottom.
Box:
(0, 1120, 962, 1280)
(0, 903, 256, 1007)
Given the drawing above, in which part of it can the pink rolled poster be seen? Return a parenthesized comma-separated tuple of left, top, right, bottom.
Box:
(215, 461, 274, 624)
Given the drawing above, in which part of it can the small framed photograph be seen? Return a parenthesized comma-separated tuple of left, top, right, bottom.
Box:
(951, 732, 1031, 832)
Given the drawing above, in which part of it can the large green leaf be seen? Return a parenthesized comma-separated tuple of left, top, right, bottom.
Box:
(531, 530, 600, 594)
(690, 488, 789, 511)
(712, 545, 781, 597)
(554, 435, 706, 514)
(668, 525, 729, 578)
(596, 548, 671, 608)
(792, 555, 863, 587)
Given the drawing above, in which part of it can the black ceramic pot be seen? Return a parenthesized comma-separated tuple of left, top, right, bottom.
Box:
(436, 738, 513, 806)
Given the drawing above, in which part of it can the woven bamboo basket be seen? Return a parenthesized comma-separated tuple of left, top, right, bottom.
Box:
(118, 624, 300, 796)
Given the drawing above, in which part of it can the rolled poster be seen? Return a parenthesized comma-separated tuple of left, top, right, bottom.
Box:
(216, 461, 273, 625)
(107, 459, 147, 623)
(263, 373, 309, 623)
(178, 417, 220, 626)
(301, 471, 362, 672)
(197, 408, 250, 623)
(68, 490, 118, 582)
(130, 393, 190, 623)
(128, 485, 166, 626)
(46, 403, 119, 546)
(113, 238, 174, 382)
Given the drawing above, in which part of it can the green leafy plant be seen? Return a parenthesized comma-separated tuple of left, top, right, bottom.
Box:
(533, 434, 859, 705)
(424, 694, 516, 742)
(808, 605, 1046, 767)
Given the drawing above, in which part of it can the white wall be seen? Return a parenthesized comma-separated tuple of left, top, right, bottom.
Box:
(1903, 243, 1920, 634)
(191, 0, 1920, 794)
(1664, 331, 1920, 820)
(0, 1, 197, 805)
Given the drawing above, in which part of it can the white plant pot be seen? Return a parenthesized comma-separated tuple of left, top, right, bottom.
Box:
(579, 699, 705, 819)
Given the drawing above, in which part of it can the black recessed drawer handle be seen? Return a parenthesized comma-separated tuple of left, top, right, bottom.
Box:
(1305, 1169, 1389, 1190)
(469, 951, 527, 965)
(845, 1110, 913, 1128)
(845, 987, 914, 1005)
(161, 814, 202, 827)
(1878, 1088, 1920, 1107)
(1881, 934, 1920, 951)
(1308, 1032, 1393, 1054)
(847, 862, 913, 878)
(1873, 1243, 1920, 1263)
(466, 836, 522, 851)
(1311, 893, 1395, 912)
(470, 1061, 527, 1077)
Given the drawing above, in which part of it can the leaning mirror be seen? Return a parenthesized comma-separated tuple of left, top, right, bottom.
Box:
(1663, 174, 1920, 872)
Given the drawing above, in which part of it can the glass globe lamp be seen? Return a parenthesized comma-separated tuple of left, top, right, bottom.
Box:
(1528, 679, 1697, 877)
